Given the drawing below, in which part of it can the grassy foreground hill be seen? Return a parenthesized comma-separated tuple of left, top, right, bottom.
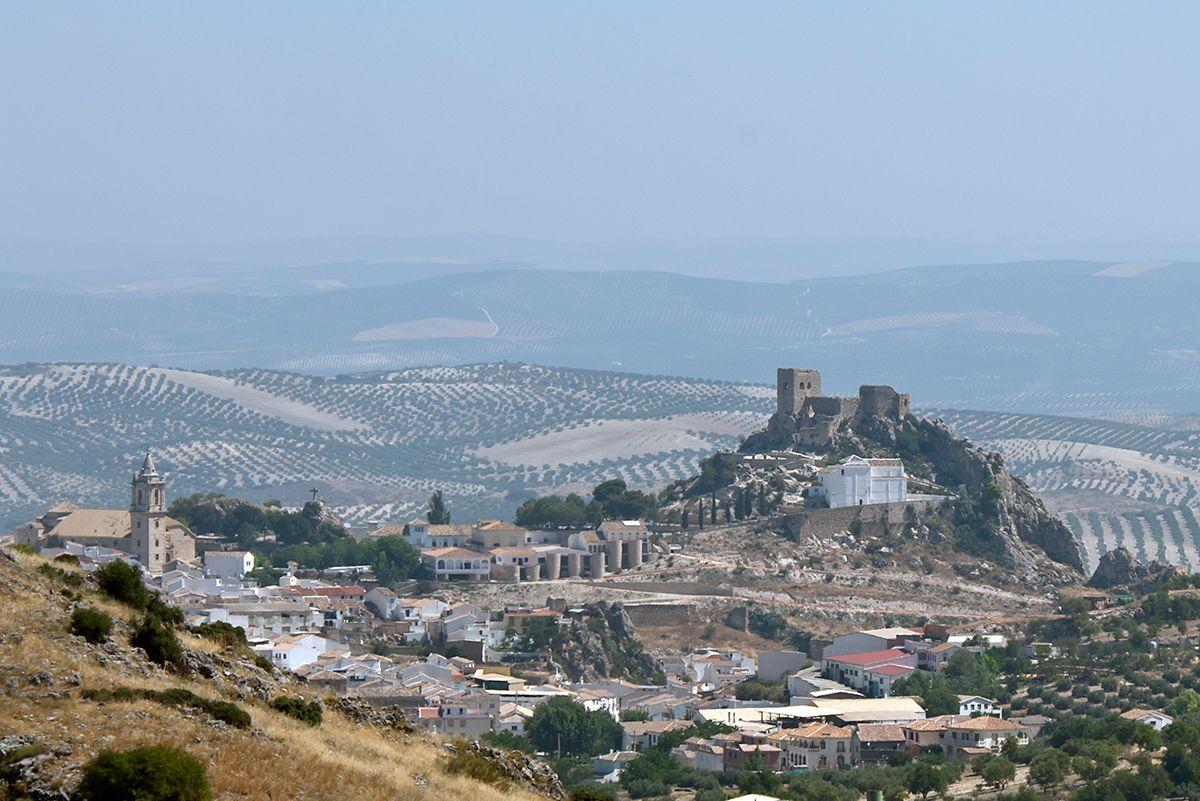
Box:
(0, 549, 552, 801)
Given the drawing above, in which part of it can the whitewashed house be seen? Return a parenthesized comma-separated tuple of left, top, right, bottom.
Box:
(811, 456, 907, 508)
(205, 550, 255, 580)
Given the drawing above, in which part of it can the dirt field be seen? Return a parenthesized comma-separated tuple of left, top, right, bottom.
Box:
(475, 412, 762, 466)
(148, 367, 366, 432)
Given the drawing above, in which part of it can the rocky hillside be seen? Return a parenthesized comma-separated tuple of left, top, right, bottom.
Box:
(740, 403, 1084, 581)
(550, 602, 664, 684)
(0, 549, 557, 801)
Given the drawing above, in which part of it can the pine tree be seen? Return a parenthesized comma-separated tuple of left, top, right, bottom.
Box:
(427, 490, 451, 524)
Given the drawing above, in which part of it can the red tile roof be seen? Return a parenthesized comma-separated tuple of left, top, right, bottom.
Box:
(825, 648, 911, 667)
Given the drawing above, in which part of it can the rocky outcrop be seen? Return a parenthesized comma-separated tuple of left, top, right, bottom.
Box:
(1087, 547, 1176, 590)
(443, 741, 566, 800)
(330, 696, 412, 732)
(552, 602, 660, 683)
(911, 417, 1084, 575)
(0, 735, 71, 801)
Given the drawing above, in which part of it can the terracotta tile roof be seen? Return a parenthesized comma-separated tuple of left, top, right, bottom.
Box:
(949, 716, 1026, 732)
(825, 648, 912, 667)
(855, 724, 905, 742)
(867, 663, 915, 676)
(421, 547, 487, 559)
(903, 715, 955, 732)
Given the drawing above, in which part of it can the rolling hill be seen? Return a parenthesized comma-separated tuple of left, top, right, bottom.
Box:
(0, 260, 1197, 415)
(0, 362, 771, 530)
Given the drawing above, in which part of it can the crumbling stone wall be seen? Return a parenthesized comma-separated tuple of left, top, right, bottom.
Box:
(782, 499, 941, 541)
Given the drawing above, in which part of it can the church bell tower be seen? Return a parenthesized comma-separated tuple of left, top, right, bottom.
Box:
(130, 449, 168, 571)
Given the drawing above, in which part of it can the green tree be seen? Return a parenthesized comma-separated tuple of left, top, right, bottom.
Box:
(980, 756, 1016, 790)
(525, 696, 621, 757)
(905, 762, 947, 800)
(1029, 749, 1069, 791)
(94, 559, 149, 609)
(427, 490, 451, 524)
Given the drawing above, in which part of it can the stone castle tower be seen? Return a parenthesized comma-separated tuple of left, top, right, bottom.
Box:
(776, 368, 822, 415)
(130, 450, 168, 572)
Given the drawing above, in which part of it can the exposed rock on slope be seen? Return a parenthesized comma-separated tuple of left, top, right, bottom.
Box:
(905, 416, 1084, 575)
(552, 602, 662, 683)
(1087, 546, 1176, 590)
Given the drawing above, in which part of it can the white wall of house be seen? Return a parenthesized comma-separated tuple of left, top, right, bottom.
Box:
(814, 456, 907, 508)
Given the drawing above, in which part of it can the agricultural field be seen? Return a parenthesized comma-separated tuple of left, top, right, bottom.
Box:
(0, 362, 770, 530)
(933, 408, 1200, 573)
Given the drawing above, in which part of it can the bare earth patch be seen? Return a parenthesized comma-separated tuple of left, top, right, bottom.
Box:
(148, 368, 366, 432)
(353, 317, 498, 341)
(475, 412, 762, 467)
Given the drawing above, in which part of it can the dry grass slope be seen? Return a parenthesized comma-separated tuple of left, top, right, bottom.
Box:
(0, 551, 544, 801)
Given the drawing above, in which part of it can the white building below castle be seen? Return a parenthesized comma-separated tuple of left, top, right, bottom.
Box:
(812, 455, 908, 508)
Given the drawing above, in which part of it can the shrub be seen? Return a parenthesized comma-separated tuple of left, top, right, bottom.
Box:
(269, 696, 323, 726)
(570, 789, 617, 801)
(53, 553, 80, 566)
(70, 606, 114, 643)
(82, 686, 250, 729)
(94, 560, 149, 608)
(147, 594, 185, 626)
(76, 746, 211, 801)
(626, 779, 670, 799)
(39, 562, 84, 588)
(254, 655, 275, 673)
(190, 621, 247, 648)
(131, 615, 184, 668)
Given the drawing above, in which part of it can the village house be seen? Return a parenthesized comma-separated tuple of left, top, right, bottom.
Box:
(472, 520, 531, 549)
(852, 723, 908, 765)
(593, 751, 640, 782)
(622, 720, 692, 752)
(820, 648, 917, 697)
(198, 601, 323, 636)
(958, 695, 1000, 717)
(941, 716, 1028, 756)
(204, 550, 254, 580)
(1120, 708, 1174, 730)
(722, 739, 783, 773)
(822, 627, 922, 658)
(420, 547, 490, 582)
(769, 722, 852, 770)
(671, 738, 726, 773)
(252, 632, 331, 671)
(902, 715, 1027, 756)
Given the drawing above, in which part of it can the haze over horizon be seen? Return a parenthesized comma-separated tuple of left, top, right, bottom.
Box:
(3, 2, 1200, 280)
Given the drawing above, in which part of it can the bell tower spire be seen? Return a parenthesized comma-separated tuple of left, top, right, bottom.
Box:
(130, 449, 168, 571)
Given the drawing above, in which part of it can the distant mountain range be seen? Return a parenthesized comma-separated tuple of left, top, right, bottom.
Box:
(0, 259, 1197, 415)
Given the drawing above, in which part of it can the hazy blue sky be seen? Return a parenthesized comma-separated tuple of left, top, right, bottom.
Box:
(2, 2, 1199, 252)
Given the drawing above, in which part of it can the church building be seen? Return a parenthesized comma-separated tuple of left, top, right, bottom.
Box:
(29, 450, 196, 572)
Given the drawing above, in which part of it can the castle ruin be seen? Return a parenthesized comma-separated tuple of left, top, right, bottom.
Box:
(767, 368, 911, 449)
